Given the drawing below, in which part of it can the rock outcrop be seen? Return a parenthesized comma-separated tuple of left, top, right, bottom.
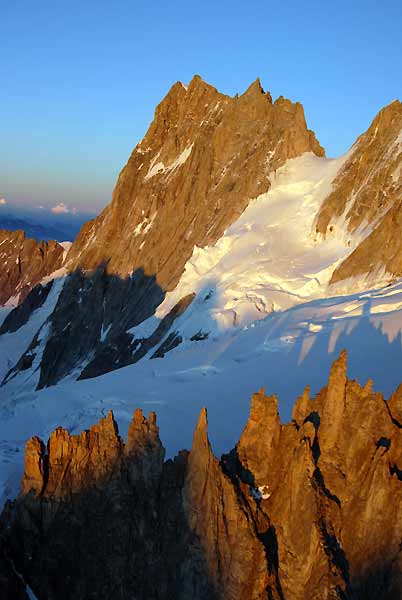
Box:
(0, 229, 64, 306)
(184, 408, 275, 599)
(3, 352, 402, 598)
(314, 100, 402, 284)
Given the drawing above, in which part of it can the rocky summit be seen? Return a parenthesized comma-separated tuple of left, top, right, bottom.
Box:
(2, 352, 402, 599)
(66, 76, 324, 282)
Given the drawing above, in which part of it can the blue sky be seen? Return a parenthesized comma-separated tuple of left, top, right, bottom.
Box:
(1, 0, 401, 213)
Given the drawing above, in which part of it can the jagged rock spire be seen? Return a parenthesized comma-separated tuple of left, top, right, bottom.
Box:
(319, 349, 347, 451)
(191, 406, 209, 449)
(20, 436, 46, 496)
(10, 355, 402, 598)
(242, 77, 265, 97)
(126, 408, 165, 480)
(292, 385, 311, 426)
(237, 388, 281, 483)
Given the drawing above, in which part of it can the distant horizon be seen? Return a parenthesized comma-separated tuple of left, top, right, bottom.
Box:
(0, 200, 98, 218)
(2, 0, 401, 213)
(0, 201, 97, 218)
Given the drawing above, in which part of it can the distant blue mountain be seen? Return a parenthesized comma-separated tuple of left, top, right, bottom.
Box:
(0, 207, 95, 242)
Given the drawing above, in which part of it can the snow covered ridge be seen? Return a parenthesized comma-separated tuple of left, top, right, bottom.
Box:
(153, 150, 367, 339)
(1, 145, 397, 391)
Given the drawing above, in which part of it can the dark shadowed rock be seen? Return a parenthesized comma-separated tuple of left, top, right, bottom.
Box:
(0, 281, 53, 335)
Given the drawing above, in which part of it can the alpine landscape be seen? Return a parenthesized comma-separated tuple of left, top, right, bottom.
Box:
(1, 2, 402, 598)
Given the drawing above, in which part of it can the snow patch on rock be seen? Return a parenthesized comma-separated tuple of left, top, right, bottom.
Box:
(251, 485, 271, 501)
(145, 144, 194, 180)
(60, 241, 72, 262)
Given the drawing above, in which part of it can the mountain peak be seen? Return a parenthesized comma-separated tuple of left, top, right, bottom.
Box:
(240, 77, 273, 105)
(0, 229, 65, 306)
(189, 73, 203, 85)
(192, 407, 209, 449)
(378, 98, 402, 114)
(365, 98, 402, 135)
(243, 77, 264, 95)
(186, 73, 218, 95)
(6, 75, 325, 388)
(237, 389, 281, 483)
(316, 96, 402, 267)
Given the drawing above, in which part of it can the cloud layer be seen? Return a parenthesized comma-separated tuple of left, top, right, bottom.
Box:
(51, 202, 69, 214)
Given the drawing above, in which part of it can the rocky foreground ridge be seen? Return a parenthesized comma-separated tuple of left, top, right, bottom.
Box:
(2, 351, 402, 599)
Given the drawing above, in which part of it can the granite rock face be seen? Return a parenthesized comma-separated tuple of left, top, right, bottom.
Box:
(3, 352, 402, 599)
(66, 76, 324, 285)
(0, 229, 64, 306)
(314, 100, 402, 284)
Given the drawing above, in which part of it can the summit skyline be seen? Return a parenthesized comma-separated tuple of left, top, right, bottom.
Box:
(1, 0, 401, 213)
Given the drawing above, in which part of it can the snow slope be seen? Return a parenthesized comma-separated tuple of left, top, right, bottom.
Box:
(154, 151, 361, 339)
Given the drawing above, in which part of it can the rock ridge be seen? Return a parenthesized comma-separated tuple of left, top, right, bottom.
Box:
(315, 99, 402, 285)
(3, 351, 402, 598)
(0, 229, 64, 306)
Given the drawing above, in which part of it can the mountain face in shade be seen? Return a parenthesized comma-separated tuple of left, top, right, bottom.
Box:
(2, 352, 402, 599)
(0, 229, 65, 306)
